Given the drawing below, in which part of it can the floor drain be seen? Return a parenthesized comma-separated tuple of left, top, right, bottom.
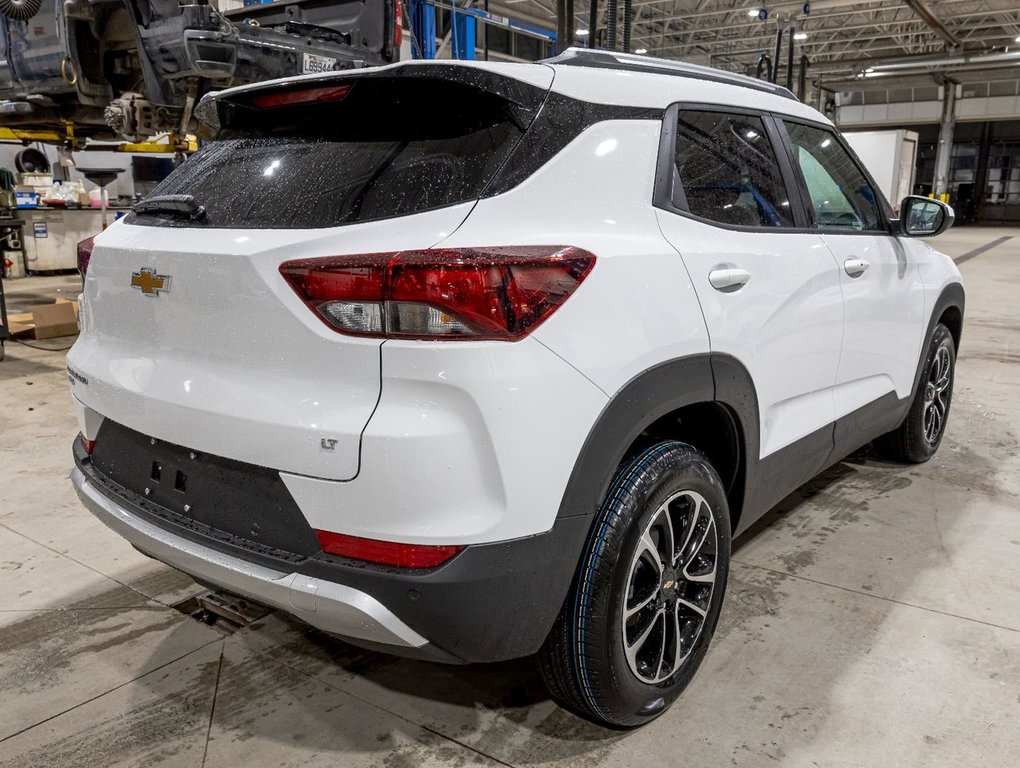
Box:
(170, 590, 272, 635)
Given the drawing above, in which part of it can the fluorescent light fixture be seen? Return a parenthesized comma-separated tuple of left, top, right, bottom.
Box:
(748, 8, 760, 16)
(820, 138, 832, 148)
(635, 48, 648, 54)
(793, 32, 808, 40)
(1016, 35, 1020, 42)
(865, 66, 875, 72)
(577, 29, 589, 37)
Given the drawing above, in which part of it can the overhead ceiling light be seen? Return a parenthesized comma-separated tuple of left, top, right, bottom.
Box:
(1016, 35, 1020, 42)
(793, 32, 808, 40)
(635, 48, 648, 54)
(865, 66, 875, 72)
(577, 29, 589, 37)
(748, 8, 760, 16)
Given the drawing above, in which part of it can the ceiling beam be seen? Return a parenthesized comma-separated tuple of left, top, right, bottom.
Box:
(903, 0, 961, 47)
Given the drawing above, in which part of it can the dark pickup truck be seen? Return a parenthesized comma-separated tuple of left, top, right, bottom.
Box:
(0, 0, 400, 141)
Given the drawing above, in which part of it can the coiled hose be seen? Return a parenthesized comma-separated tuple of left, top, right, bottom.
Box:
(607, 0, 617, 50)
(0, 0, 42, 21)
(622, 0, 632, 53)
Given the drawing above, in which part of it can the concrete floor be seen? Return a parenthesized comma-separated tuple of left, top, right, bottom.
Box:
(1, 227, 1018, 767)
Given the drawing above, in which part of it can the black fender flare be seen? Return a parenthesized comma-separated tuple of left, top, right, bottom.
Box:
(555, 354, 718, 520)
(915, 282, 965, 396)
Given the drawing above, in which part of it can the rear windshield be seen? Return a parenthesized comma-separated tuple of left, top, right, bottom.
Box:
(129, 75, 544, 229)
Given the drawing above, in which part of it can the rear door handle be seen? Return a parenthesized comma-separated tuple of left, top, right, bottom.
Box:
(708, 267, 751, 292)
(844, 259, 870, 278)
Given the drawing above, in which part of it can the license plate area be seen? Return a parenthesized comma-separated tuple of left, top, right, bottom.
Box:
(89, 420, 320, 557)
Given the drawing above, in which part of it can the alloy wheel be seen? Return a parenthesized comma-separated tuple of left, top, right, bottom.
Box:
(923, 345, 952, 445)
(621, 490, 718, 684)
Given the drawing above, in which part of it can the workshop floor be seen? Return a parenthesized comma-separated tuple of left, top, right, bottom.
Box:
(1, 228, 1018, 768)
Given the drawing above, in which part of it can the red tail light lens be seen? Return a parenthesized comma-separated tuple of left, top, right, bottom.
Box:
(393, 0, 403, 47)
(315, 530, 464, 568)
(250, 84, 352, 110)
(77, 236, 95, 277)
(80, 433, 95, 455)
(280, 246, 595, 341)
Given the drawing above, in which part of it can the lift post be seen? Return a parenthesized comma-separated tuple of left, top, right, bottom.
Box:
(409, 0, 438, 58)
(451, 3, 477, 59)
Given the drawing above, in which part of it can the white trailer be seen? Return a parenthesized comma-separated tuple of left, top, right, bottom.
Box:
(843, 129, 919, 215)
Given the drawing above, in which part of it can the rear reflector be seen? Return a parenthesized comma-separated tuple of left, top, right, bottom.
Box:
(77, 236, 95, 277)
(280, 246, 595, 341)
(80, 433, 95, 455)
(314, 530, 464, 568)
(250, 84, 352, 109)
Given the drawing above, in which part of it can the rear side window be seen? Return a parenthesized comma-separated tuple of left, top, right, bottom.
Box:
(674, 110, 794, 228)
(130, 76, 542, 229)
(783, 121, 884, 232)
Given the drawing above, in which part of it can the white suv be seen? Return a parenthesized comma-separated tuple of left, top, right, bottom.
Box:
(68, 49, 964, 728)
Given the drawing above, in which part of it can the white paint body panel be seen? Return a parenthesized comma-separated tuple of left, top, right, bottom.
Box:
(452, 120, 711, 396)
(822, 234, 928, 418)
(283, 339, 607, 544)
(67, 204, 472, 481)
(655, 213, 845, 456)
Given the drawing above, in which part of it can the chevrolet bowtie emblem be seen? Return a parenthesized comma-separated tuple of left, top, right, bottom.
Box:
(131, 267, 171, 296)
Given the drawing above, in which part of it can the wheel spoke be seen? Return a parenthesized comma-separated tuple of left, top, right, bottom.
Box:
(653, 614, 668, 679)
(683, 553, 717, 583)
(678, 501, 714, 571)
(673, 496, 702, 566)
(637, 530, 663, 577)
(624, 589, 657, 620)
(625, 608, 664, 674)
(652, 505, 675, 568)
(677, 597, 708, 618)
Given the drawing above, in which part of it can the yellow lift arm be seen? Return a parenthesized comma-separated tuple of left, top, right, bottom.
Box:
(0, 124, 197, 154)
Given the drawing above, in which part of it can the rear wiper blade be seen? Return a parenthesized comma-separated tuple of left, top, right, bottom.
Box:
(134, 194, 206, 220)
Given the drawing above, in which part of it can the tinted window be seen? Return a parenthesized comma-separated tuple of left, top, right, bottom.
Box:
(784, 122, 883, 232)
(674, 110, 794, 228)
(131, 77, 538, 229)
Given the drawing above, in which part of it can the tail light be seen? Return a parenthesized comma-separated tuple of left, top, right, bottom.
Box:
(315, 530, 464, 568)
(80, 433, 95, 455)
(250, 84, 352, 110)
(77, 236, 95, 277)
(393, 0, 403, 47)
(280, 246, 595, 341)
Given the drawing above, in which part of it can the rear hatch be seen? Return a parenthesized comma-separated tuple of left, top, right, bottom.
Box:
(69, 63, 553, 481)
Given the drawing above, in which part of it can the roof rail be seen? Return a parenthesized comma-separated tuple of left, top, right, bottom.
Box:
(542, 47, 799, 101)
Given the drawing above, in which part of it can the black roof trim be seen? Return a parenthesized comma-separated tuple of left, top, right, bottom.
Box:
(542, 48, 800, 102)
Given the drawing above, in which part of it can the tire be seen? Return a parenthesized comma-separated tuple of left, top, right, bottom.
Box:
(538, 441, 731, 728)
(874, 323, 956, 464)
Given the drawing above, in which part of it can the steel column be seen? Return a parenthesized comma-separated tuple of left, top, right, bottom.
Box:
(932, 78, 957, 202)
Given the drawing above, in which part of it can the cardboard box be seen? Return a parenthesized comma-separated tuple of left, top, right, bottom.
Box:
(5, 311, 33, 337)
(4, 299, 80, 339)
(28, 301, 78, 339)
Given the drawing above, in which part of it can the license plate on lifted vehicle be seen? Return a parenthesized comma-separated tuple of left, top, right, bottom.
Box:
(302, 53, 338, 73)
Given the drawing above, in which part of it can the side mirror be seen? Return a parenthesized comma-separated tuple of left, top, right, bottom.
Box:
(899, 196, 954, 238)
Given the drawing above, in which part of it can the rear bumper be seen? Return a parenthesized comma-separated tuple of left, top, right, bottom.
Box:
(72, 442, 592, 663)
(72, 466, 428, 649)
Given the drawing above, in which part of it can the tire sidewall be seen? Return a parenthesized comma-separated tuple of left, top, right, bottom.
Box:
(574, 444, 731, 725)
(909, 324, 956, 460)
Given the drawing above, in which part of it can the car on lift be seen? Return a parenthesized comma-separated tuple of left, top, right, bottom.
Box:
(67, 49, 963, 728)
(0, 0, 400, 141)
